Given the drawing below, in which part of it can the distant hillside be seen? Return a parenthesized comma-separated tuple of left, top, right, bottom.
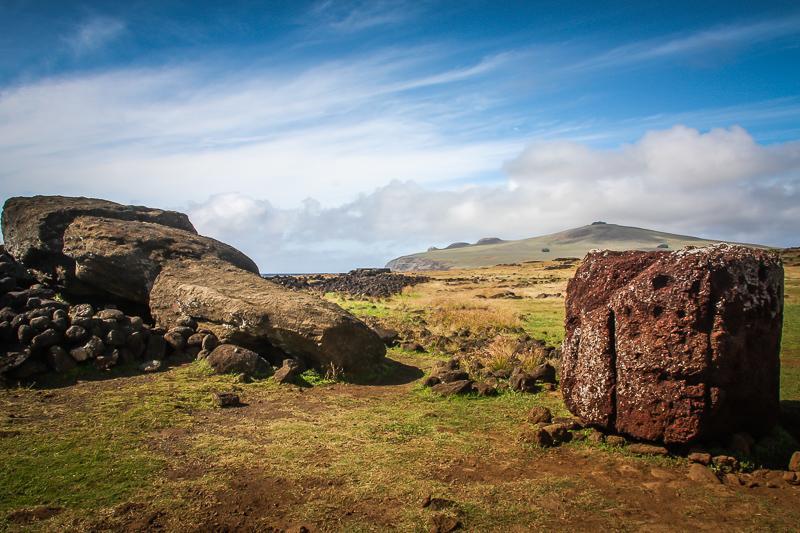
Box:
(386, 223, 764, 271)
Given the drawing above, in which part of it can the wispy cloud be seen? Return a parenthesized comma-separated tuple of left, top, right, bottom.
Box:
(566, 14, 800, 72)
(308, 0, 419, 33)
(0, 47, 522, 208)
(64, 16, 126, 56)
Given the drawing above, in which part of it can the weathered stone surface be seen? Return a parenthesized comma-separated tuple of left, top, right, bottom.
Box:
(687, 463, 720, 484)
(527, 406, 553, 425)
(627, 443, 669, 456)
(519, 427, 553, 447)
(788, 451, 800, 472)
(206, 344, 269, 377)
(273, 358, 300, 384)
(562, 245, 783, 445)
(431, 379, 473, 396)
(688, 452, 712, 465)
(150, 260, 386, 372)
(61, 216, 258, 302)
(1, 195, 196, 285)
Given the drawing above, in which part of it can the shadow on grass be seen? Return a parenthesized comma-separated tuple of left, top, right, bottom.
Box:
(23, 354, 196, 390)
(347, 356, 424, 386)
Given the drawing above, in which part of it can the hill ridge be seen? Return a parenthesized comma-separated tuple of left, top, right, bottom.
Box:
(386, 223, 762, 271)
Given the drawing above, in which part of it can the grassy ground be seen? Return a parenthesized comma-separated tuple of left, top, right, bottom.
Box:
(0, 260, 798, 531)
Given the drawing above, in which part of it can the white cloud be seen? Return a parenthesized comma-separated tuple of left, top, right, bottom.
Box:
(0, 51, 518, 208)
(64, 16, 126, 55)
(185, 125, 799, 272)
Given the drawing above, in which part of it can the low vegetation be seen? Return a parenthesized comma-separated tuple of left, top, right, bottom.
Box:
(1, 259, 799, 531)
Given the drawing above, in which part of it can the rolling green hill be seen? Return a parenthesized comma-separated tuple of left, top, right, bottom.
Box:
(386, 222, 762, 271)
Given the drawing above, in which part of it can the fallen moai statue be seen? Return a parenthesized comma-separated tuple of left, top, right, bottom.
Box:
(1, 195, 385, 380)
(561, 245, 783, 445)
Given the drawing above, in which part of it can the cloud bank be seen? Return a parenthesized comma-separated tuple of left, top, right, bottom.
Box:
(186, 125, 800, 272)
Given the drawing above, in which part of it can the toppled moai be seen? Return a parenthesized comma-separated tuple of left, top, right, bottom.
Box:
(561, 245, 783, 445)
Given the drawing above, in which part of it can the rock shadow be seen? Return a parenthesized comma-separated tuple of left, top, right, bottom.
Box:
(347, 356, 424, 386)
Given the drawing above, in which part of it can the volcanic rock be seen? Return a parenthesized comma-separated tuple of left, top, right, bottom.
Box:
(527, 406, 553, 425)
(1, 195, 195, 286)
(61, 216, 258, 302)
(687, 463, 720, 484)
(206, 344, 270, 377)
(627, 443, 669, 456)
(509, 367, 539, 393)
(790, 451, 800, 472)
(561, 245, 783, 445)
(273, 358, 301, 384)
(431, 379, 473, 396)
(150, 259, 385, 372)
(529, 363, 556, 383)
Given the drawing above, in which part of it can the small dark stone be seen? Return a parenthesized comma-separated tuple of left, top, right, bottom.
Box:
(423, 375, 441, 387)
(175, 316, 197, 330)
(186, 333, 205, 347)
(70, 303, 94, 318)
(541, 423, 572, 444)
(207, 344, 270, 377)
(0, 276, 15, 293)
(139, 359, 162, 373)
(0, 321, 12, 341)
(29, 316, 51, 331)
(106, 329, 126, 347)
(31, 328, 62, 350)
(431, 380, 473, 396)
(509, 368, 539, 393)
(201, 334, 219, 352)
(401, 342, 426, 352)
(46, 345, 76, 373)
(215, 392, 242, 408)
(627, 443, 669, 456)
(163, 331, 186, 352)
(472, 382, 497, 396)
(95, 309, 125, 321)
(437, 370, 469, 383)
(527, 406, 552, 424)
(273, 358, 301, 384)
(529, 363, 556, 383)
(168, 326, 195, 339)
(65, 325, 88, 343)
(428, 514, 461, 533)
(145, 334, 167, 360)
(126, 331, 146, 357)
(17, 324, 33, 344)
(519, 427, 553, 447)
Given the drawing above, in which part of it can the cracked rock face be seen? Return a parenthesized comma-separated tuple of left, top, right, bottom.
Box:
(561, 245, 783, 444)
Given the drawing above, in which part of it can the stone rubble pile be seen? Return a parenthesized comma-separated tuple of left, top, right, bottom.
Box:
(421, 356, 558, 397)
(0, 245, 223, 383)
(268, 268, 430, 298)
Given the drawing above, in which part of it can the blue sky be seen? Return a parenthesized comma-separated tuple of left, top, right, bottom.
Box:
(1, 0, 799, 271)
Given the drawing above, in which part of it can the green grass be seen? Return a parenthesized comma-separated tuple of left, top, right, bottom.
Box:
(0, 362, 236, 519)
(518, 300, 565, 347)
(324, 294, 395, 319)
(780, 268, 800, 401)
